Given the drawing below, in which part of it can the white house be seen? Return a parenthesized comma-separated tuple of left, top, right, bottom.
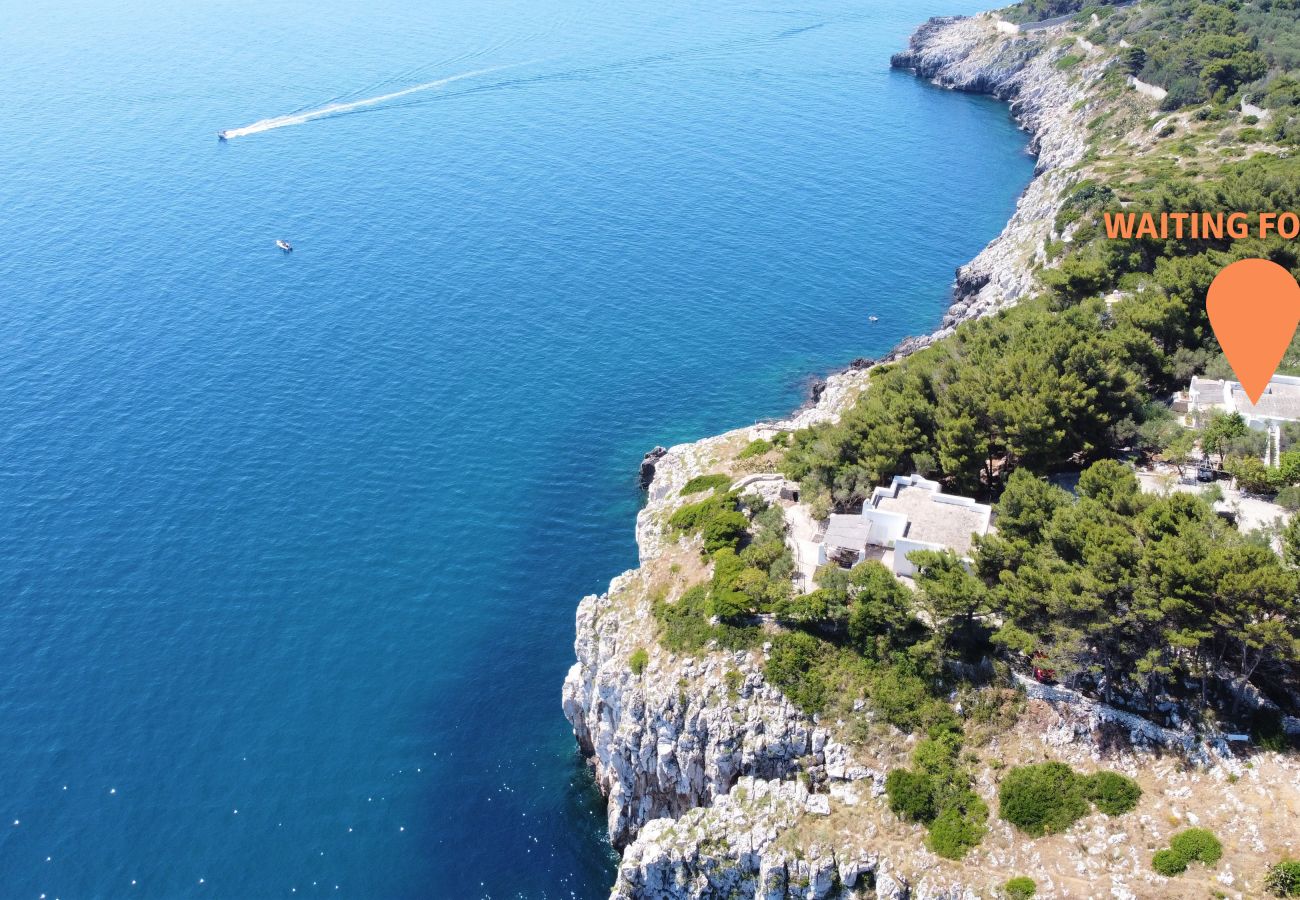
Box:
(1186, 374, 1300, 429)
(1185, 374, 1300, 465)
(817, 473, 993, 578)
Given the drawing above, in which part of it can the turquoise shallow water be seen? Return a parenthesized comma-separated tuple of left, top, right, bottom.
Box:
(0, 0, 1032, 896)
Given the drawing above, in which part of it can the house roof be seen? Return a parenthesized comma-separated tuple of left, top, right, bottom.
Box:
(873, 486, 990, 556)
(1231, 381, 1300, 422)
(822, 514, 873, 550)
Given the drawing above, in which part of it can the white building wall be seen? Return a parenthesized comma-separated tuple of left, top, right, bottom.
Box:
(860, 508, 907, 545)
(893, 539, 944, 577)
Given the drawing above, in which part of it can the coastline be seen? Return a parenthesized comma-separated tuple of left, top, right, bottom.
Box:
(563, 12, 1124, 898)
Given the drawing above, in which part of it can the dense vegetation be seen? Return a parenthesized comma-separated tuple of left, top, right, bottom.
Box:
(885, 722, 989, 859)
(980, 463, 1300, 714)
(996, 761, 1141, 835)
(1008, 0, 1300, 140)
(778, 10, 1300, 724)
(1090, 0, 1300, 125)
(783, 156, 1300, 507)
(1003, 0, 1126, 25)
(654, 490, 796, 651)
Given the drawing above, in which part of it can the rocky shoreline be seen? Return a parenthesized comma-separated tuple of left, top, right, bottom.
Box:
(885, 13, 1097, 358)
(562, 14, 1139, 899)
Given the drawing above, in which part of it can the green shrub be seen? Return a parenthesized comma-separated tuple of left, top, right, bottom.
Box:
(654, 585, 759, 654)
(885, 768, 935, 823)
(998, 762, 1089, 836)
(701, 510, 749, 554)
(628, 647, 648, 675)
(1056, 53, 1084, 70)
(737, 438, 774, 460)
(1004, 877, 1037, 900)
(680, 473, 731, 495)
(669, 493, 730, 532)
(1153, 848, 1188, 876)
(867, 665, 938, 732)
(1170, 828, 1222, 866)
(763, 631, 828, 713)
(913, 733, 962, 784)
(1082, 771, 1142, 815)
(668, 492, 749, 554)
(1152, 828, 1223, 878)
(1265, 859, 1300, 896)
(926, 791, 988, 860)
(709, 548, 750, 619)
(723, 668, 743, 700)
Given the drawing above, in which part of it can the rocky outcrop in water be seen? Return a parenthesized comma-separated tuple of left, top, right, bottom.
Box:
(640, 446, 669, 489)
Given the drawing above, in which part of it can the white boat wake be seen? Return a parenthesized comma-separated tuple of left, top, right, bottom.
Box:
(220, 62, 531, 139)
(219, 16, 858, 141)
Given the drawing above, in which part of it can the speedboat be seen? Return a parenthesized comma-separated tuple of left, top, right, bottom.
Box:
(217, 130, 228, 142)
(276, 239, 293, 252)
(868, 315, 879, 323)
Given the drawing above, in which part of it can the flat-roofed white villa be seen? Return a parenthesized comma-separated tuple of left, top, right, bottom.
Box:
(1185, 374, 1300, 429)
(816, 473, 993, 578)
(1182, 374, 1300, 465)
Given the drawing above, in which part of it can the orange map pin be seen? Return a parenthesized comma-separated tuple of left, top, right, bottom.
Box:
(1205, 258, 1300, 404)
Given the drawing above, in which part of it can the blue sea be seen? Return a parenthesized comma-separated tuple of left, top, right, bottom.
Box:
(0, 0, 1032, 896)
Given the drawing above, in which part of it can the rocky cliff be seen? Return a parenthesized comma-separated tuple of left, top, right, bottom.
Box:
(887, 13, 1098, 356)
(562, 364, 876, 852)
(559, 14, 1300, 900)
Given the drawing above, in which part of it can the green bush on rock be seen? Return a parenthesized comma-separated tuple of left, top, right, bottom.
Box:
(884, 768, 936, 823)
(1152, 828, 1223, 877)
(999, 763, 1142, 836)
(737, 438, 775, 460)
(680, 473, 731, 495)
(1081, 771, 1142, 815)
(926, 791, 988, 860)
(1265, 859, 1300, 897)
(1004, 877, 1037, 900)
(763, 631, 828, 713)
(1170, 827, 1223, 867)
(628, 647, 648, 675)
(998, 762, 1090, 836)
(1152, 848, 1188, 877)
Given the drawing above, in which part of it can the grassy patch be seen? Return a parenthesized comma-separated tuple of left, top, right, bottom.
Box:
(680, 473, 732, 496)
(628, 647, 649, 675)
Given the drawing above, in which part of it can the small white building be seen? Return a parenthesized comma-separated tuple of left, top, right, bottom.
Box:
(817, 473, 993, 578)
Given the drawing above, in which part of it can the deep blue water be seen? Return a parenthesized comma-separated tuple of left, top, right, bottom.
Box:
(0, 0, 1033, 896)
